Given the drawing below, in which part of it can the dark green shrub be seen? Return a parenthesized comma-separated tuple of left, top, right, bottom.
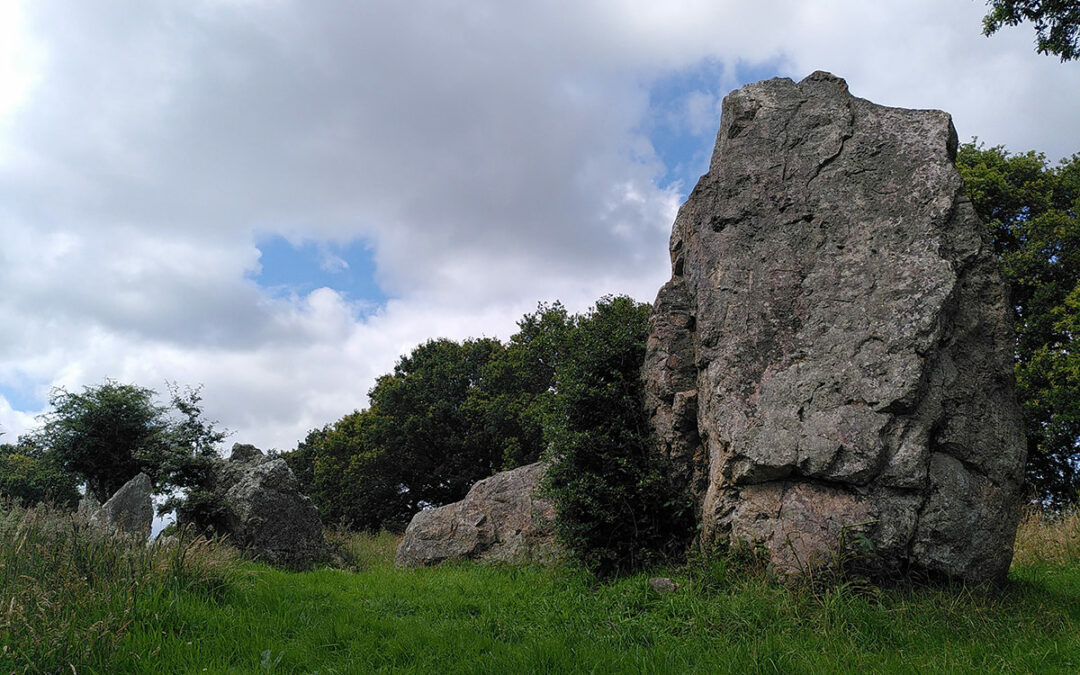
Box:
(543, 296, 696, 576)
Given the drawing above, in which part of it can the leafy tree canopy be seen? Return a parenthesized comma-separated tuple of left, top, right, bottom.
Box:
(0, 441, 80, 508)
(26, 381, 227, 504)
(957, 142, 1080, 505)
(983, 0, 1080, 61)
(284, 302, 576, 532)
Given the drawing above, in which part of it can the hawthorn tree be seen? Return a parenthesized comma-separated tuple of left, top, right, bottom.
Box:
(28, 381, 226, 504)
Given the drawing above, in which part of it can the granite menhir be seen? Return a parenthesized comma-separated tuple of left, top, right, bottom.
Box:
(642, 72, 1026, 582)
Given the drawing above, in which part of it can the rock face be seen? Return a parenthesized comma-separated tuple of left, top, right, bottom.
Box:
(642, 72, 1026, 582)
(395, 462, 560, 568)
(223, 457, 327, 569)
(89, 472, 153, 540)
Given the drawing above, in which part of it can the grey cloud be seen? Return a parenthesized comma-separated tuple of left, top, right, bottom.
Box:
(2, 0, 1078, 450)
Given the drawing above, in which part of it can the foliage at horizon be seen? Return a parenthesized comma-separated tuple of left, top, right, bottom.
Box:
(289, 296, 694, 574)
(0, 441, 80, 508)
(286, 310, 570, 532)
(958, 142, 1080, 505)
(983, 0, 1080, 61)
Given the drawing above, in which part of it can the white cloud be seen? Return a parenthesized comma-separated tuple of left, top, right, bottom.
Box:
(1, 0, 1077, 451)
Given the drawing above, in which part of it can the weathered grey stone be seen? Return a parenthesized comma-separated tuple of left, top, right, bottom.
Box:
(78, 492, 101, 516)
(229, 442, 264, 464)
(395, 462, 561, 568)
(648, 577, 679, 593)
(642, 71, 1026, 583)
(90, 472, 153, 540)
(223, 458, 327, 569)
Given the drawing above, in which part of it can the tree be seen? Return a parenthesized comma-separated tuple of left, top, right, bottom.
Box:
(32, 382, 172, 502)
(468, 301, 574, 469)
(542, 296, 695, 576)
(368, 337, 508, 511)
(0, 442, 80, 508)
(285, 302, 577, 532)
(287, 338, 513, 531)
(983, 0, 1080, 61)
(28, 381, 227, 505)
(156, 385, 230, 529)
(957, 142, 1080, 505)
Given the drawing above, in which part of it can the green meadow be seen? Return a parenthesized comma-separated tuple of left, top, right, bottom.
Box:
(2, 504, 1078, 674)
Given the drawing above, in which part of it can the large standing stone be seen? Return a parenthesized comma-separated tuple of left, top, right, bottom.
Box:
(395, 462, 561, 568)
(642, 72, 1026, 582)
(175, 445, 327, 568)
(89, 472, 154, 540)
(223, 457, 327, 569)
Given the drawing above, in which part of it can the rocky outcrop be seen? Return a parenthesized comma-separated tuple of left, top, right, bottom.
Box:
(395, 462, 561, 568)
(642, 72, 1026, 582)
(89, 472, 153, 540)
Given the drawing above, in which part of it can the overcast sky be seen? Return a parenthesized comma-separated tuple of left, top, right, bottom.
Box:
(1, 0, 1078, 452)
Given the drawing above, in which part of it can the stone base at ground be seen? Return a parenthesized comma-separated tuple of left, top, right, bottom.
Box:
(223, 456, 327, 569)
(179, 444, 327, 569)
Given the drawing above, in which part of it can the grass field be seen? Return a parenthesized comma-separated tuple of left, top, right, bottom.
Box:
(2, 504, 1078, 674)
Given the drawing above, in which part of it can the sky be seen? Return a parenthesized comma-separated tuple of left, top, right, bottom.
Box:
(1, 0, 1078, 453)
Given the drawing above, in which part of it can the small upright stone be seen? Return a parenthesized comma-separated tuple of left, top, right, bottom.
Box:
(649, 577, 679, 594)
(90, 472, 154, 540)
(175, 444, 327, 569)
(642, 72, 1026, 583)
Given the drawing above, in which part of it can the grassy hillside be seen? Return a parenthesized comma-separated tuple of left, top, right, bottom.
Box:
(2, 503, 1078, 674)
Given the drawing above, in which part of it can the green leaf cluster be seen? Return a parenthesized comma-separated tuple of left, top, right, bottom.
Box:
(957, 142, 1080, 505)
(21, 381, 227, 508)
(0, 442, 80, 508)
(983, 0, 1080, 61)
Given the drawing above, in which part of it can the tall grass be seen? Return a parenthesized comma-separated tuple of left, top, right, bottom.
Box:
(323, 526, 401, 572)
(0, 501, 241, 673)
(1011, 504, 1080, 569)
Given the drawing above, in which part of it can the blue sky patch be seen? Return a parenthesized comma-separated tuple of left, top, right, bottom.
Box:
(0, 382, 46, 416)
(249, 236, 388, 308)
(645, 59, 788, 195)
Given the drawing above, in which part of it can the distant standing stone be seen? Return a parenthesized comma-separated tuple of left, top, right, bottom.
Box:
(224, 458, 327, 569)
(90, 472, 154, 540)
(649, 577, 679, 594)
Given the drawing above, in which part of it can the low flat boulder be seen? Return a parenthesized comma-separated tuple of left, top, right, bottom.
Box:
(89, 472, 153, 540)
(395, 462, 561, 568)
